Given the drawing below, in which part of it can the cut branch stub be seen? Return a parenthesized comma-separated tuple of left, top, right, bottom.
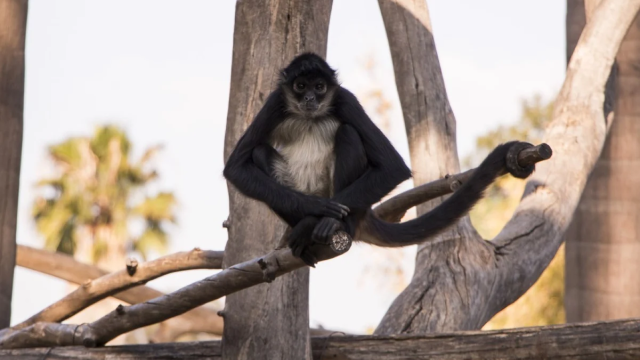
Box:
(328, 231, 352, 254)
(125, 258, 138, 276)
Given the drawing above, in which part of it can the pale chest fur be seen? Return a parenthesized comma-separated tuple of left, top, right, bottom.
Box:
(269, 117, 340, 197)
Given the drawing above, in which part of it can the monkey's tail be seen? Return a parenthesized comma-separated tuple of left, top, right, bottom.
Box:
(362, 142, 522, 247)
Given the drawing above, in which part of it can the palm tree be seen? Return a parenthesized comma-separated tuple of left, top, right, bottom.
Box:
(32, 125, 176, 271)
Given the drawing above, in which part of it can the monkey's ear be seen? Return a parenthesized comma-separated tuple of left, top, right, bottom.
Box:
(280, 70, 287, 79)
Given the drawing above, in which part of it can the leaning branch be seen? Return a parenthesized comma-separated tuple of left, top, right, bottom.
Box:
(14, 247, 223, 329)
(490, 0, 640, 311)
(15, 245, 225, 340)
(0, 235, 351, 349)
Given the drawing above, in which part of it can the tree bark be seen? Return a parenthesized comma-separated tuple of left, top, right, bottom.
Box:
(0, 0, 27, 328)
(0, 243, 346, 349)
(13, 247, 222, 330)
(15, 245, 224, 341)
(222, 3, 332, 357)
(565, 2, 640, 322)
(376, 0, 639, 334)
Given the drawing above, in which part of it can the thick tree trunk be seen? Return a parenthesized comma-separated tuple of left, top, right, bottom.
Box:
(221, 1, 332, 359)
(565, 2, 640, 321)
(0, 0, 27, 328)
(376, 0, 487, 333)
(377, 0, 639, 334)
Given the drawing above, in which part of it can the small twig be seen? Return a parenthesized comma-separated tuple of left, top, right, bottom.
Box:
(374, 143, 552, 222)
(0, 234, 351, 349)
(125, 258, 138, 276)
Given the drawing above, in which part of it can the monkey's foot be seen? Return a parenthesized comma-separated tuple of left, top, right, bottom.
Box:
(288, 217, 320, 266)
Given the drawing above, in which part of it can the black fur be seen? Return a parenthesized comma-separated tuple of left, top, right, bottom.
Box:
(224, 53, 527, 265)
(363, 142, 516, 246)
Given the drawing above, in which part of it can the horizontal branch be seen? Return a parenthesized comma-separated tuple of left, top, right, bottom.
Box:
(0, 235, 350, 348)
(374, 143, 552, 222)
(3, 318, 640, 359)
(15, 245, 225, 340)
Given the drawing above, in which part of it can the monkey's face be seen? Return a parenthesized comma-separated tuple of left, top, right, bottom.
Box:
(288, 75, 335, 117)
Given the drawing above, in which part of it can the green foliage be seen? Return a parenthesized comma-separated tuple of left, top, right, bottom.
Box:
(466, 94, 565, 329)
(32, 125, 177, 267)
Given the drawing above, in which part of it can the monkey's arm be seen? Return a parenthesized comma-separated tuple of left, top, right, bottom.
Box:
(223, 89, 349, 225)
(330, 88, 412, 210)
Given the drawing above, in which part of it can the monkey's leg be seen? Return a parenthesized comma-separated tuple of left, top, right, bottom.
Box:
(313, 124, 369, 242)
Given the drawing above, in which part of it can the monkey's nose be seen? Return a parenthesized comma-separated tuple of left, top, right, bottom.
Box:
(304, 94, 315, 102)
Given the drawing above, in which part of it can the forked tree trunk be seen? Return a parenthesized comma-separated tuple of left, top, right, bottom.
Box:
(565, 1, 640, 322)
(221, 1, 332, 359)
(0, 0, 27, 328)
(376, 0, 639, 333)
(376, 0, 486, 333)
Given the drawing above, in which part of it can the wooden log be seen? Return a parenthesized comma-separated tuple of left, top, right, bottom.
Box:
(2, 318, 640, 359)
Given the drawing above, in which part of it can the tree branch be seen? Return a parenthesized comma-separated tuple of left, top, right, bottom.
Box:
(15, 245, 224, 341)
(375, 0, 639, 334)
(489, 0, 640, 313)
(0, 236, 350, 349)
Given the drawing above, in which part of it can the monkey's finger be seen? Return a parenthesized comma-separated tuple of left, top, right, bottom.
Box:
(292, 242, 304, 258)
(320, 221, 337, 240)
(324, 206, 345, 219)
(330, 202, 350, 217)
(328, 221, 340, 237)
(337, 204, 350, 213)
(312, 220, 331, 241)
(300, 249, 317, 267)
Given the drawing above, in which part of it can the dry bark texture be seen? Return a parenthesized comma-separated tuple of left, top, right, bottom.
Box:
(565, 2, 640, 322)
(3, 318, 640, 359)
(0, 0, 27, 328)
(14, 245, 224, 341)
(376, 0, 640, 334)
(0, 242, 346, 349)
(15, 245, 223, 340)
(222, 1, 332, 359)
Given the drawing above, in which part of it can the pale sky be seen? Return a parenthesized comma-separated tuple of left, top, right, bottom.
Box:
(11, 0, 566, 334)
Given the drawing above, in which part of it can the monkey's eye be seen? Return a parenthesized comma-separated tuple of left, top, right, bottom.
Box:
(295, 82, 306, 91)
(315, 83, 326, 92)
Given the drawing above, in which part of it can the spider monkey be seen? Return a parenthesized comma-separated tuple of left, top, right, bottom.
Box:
(224, 53, 532, 266)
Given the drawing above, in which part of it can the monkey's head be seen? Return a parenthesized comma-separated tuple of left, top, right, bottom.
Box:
(279, 53, 339, 117)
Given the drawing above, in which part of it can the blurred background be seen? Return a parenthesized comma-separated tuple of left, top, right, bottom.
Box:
(12, 0, 565, 336)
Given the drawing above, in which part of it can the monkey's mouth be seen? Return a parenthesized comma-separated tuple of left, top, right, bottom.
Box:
(303, 102, 319, 112)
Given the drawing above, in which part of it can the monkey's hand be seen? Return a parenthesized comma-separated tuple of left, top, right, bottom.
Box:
(288, 217, 320, 267)
(312, 217, 344, 243)
(300, 197, 350, 220)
